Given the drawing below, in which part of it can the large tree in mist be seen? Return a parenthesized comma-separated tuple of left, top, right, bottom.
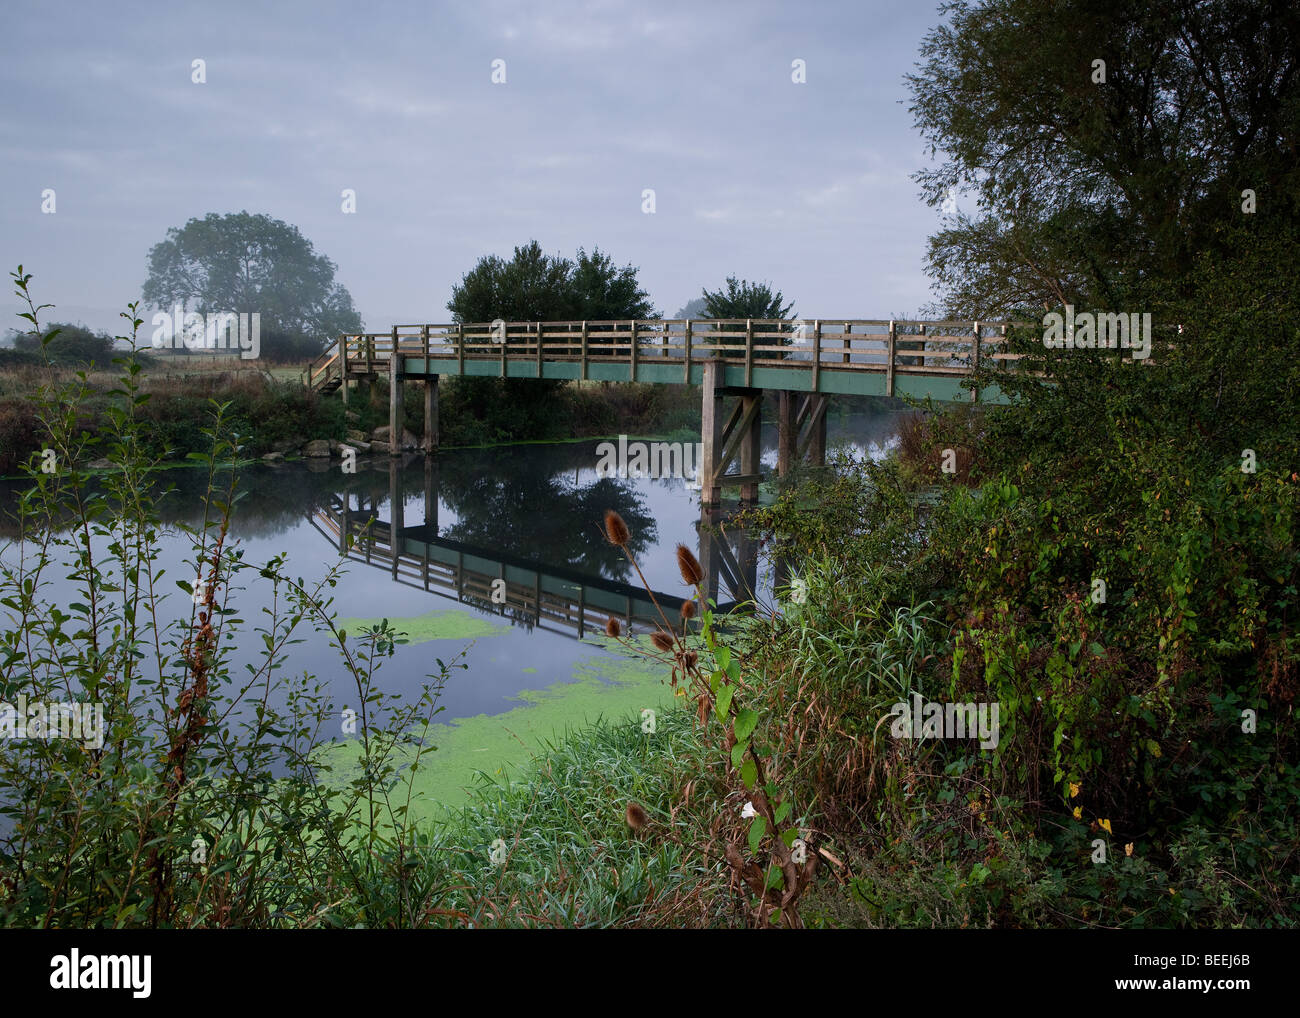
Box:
(142, 212, 363, 359)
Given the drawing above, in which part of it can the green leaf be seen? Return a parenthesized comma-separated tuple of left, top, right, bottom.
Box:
(715, 684, 734, 721)
(734, 708, 758, 742)
(731, 741, 748, 768)
(747, 815, 766, 854)
(774, 801, 791, 825)
(740, 758, 757, 789)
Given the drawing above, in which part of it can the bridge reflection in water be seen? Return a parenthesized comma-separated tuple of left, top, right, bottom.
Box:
(306, 458, 769, 641)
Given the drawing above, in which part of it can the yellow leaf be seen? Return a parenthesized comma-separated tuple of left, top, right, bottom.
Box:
(1068, 782, 1080, 799)
(1072, 806, 1082, 820)
(1124, 843, 1134, 857)
(1099, 818, 1112, 835)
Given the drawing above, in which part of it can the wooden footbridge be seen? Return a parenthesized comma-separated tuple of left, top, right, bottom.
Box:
(305, 318, 1016, 504)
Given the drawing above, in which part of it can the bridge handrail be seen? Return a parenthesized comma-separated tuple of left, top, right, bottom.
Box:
(306, 317, 1176, 393)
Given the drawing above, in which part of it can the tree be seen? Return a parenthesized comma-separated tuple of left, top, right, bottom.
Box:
(906, 0, 1300, 461)
(444, 241, 657, 438)
(699, 277, 793, 322)
(446, 241, 654, 323)
(13, 322, 116, 368)
(907, 0, 1299, 317)
(672, 297, 709, 320)
(141, 212, 363, 359)
(698, 276, 795, 352)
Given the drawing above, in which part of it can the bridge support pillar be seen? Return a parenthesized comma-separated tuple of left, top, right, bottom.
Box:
(423, 457, 438, 534)
(700, 361, 764, 507)
(389, 329, 403, 457)
(777, 390, 795, 477)
(423, 376, 439, 453)
(776, 391, 828, 478)
(697, 507, 758, 607)
(388, 459, 404, 578)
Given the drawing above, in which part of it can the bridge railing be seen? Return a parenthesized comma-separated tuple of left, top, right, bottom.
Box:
(332, 319, 1019, 383)
(321, 318, 1175, 391)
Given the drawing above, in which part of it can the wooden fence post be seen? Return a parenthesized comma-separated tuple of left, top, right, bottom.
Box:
(886, 320, 897, 397)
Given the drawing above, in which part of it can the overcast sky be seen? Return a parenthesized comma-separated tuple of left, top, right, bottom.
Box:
(1, 0, 957, 338)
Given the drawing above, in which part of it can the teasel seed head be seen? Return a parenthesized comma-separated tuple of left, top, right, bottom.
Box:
(676, 543, 704, 586)
(605, 617, 622, 638)
(680, 599, 697, 621)
(651, 630, 675, 653)
(604, 510, 630, 547)
(625, 801, 648, 833)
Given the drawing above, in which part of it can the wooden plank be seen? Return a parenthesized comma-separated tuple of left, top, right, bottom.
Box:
(630, 320, 638, 381)
(536, 322, 543, 376)
(581, 321, 588, 380)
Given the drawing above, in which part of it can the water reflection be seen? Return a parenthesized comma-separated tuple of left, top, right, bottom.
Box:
(312, 455, 761, 641)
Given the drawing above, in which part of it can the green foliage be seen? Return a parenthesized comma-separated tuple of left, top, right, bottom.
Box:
(141, 211, 363, 351)
(11, 322, 116, 368)
(908, 0, 1299, 317)
(444, 240, 658, 439)
(0, 270, 454, 928)
(699, 276, 793, 322)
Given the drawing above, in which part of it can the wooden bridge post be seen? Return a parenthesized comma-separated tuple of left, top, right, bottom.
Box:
(388, 458, 403, 579)
(423, 376, 438, 453)
(339, 491, 350, 555)
(777, 389, 794, 478)
(389, 326, 403, 456)
(423, 456, 438, 534)
(740, 390, 762, 503)
(701, 359, 723, 506)
(338, 335, 348, 405)
(809, 397, 827, 466)
(886, 320, 897, 397)
(697, 507, 722, 606)
(683, 320, 693, 383)
(971, 320, 981, 403)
